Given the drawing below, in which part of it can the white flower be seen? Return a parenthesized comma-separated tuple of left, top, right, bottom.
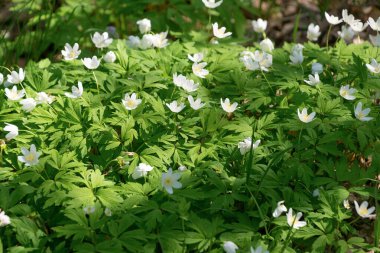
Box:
(7, 68, 25, 84)
(369, 34, 380, 47)
(178, 165, 187, 171)
(151, 32, 169, 48)
(221, 98, 238, 113)
(238, 137, 260, 155)
(311, 63, 323, 74)
(260, 38, 274, 52)
(104, 51, 116, 63)
(132, 163, 153, 179)
(354, 201, 376, 219)
(136, 18, 151, 34)
(4, 86, 25, 101)
(173, 73, 187, 88)
(192, 62, 209, 78)
(354, 102, 373, 121)
(307, 23, 321, 41)
(36, 92, 54, 104)
(312, 188, 320, 197)
(250, 246, 269, 253)
(0, 73, 3, 84)
(188, 95, 205, 110)
(350, 21, 368, 33)
(286, 208, 307, 229)
(91, 32, 113, 48)
(104, 208, 112, 217)
(82, 56, 100, 70)
(127, 36, 141, 48)
(202, 0, 223, 8)
(122, 93, 142, 110)
(366, 58, 380, 74)
(342, 9, 360, 26)
(0, 210, 11, 227)
(304, 73, 320, 86)
(18, 144, 41, 166)
(338, 25, 356, 42)
(297, 108, 316, 123)
(339, 85, 356, 100)
(139, 34, 154, 49)
(343, 199, 350, 209)
(181, 78, 199, 92)
(188, 53, 204, 63)
(273, 200, 287, 218)
(212, 23, 232, 39)
(173, 73, 199, 92)
(61, 43, 81, 60)
(83, 206, 95, 214)
(252, 18, 267, 33)
(289, 45, 304, 65)
(368, 17, 380, 32)
(65, 82, 83, 99)
(325, 12, 343, 25)
(166, 101, 185, 113)
(223, 241, 238, 253)
(20, 98, 37, 112)
(4, 123, 18, 140)
(162, 168, 182, 194)
(240, 50, 272, 72)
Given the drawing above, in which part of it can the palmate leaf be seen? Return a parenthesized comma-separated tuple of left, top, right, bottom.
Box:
(53, 224, 90, 240)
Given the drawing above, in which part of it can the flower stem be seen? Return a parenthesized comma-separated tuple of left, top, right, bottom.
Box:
(260, 69, 274, 93)
(245, 130, 255, 184)
(326, 25, 332, 48)
(92, 71, 99, 94)
(298, 127, 304, 148)
(280, 227, 295, 253)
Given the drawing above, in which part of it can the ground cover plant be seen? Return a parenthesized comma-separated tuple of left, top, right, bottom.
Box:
(0, 1, 379, 252)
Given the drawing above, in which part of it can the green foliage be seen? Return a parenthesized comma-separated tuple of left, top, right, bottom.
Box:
(0, 23, 379, 253)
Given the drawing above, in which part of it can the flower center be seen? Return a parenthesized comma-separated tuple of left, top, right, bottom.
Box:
(25, 153, 35, 162)
(126, 100, 136, 108)
(359, 208, 368, 216)
(69, 51, 76, 58)
(164, 178, 173, 186)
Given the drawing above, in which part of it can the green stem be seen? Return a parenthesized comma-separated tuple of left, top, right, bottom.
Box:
(298, 127, 303, 148)
(280, 226, 295, 253)
(348, 216, 361, 225)
(261, 69, 274, 93)
(92, 71, 99, 94)
(245, 130, 256, 184)
(326, 25, 332, 48)
(246, 186, 269, 236)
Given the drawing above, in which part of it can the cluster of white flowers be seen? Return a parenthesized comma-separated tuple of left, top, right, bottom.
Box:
(3, 70, 55, 113)
(272, 201, 307, 229)
(324, 10, 380, 44)
(127, 19, 169, 49)
(173, 73, 199, 92)
(240, 50, 273, 72)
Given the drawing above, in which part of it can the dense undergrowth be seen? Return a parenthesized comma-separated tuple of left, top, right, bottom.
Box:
(0, 1, 379, 253)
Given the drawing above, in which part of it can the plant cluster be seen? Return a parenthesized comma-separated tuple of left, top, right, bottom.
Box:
(0, 1, 379, 253)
